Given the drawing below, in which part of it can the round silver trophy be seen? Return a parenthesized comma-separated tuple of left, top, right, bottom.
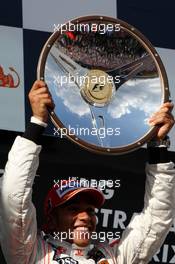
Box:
(37, 15, 169, 154)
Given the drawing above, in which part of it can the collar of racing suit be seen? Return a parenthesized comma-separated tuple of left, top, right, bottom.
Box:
(42, 233, 116, 263)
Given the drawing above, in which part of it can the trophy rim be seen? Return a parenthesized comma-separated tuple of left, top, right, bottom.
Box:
(37, 15, 169, 155)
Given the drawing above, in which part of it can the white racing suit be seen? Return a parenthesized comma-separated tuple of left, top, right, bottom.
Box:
(0, 136, 175, 264)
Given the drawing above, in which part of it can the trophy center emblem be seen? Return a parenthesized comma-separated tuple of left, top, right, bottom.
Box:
(81, 69, 113, 106)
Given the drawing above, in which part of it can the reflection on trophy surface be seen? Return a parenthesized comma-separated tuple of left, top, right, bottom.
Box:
(37, 16, 169, 154)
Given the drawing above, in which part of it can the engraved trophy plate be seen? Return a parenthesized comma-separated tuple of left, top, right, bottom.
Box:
(37, 16, 169, 154)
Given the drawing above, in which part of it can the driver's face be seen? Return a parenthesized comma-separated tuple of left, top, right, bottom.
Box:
(53, 194, 97, 247)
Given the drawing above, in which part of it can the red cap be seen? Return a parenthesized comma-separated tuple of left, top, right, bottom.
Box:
(44, 179, 105, 217)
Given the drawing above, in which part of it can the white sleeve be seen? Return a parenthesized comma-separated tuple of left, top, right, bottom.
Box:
(115, 162, 175, 264)
(0, 136, 42, 264)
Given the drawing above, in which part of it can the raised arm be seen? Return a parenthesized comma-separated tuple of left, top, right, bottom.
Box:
(0, 81, 54, 264)
(115, 102, 175, 263)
